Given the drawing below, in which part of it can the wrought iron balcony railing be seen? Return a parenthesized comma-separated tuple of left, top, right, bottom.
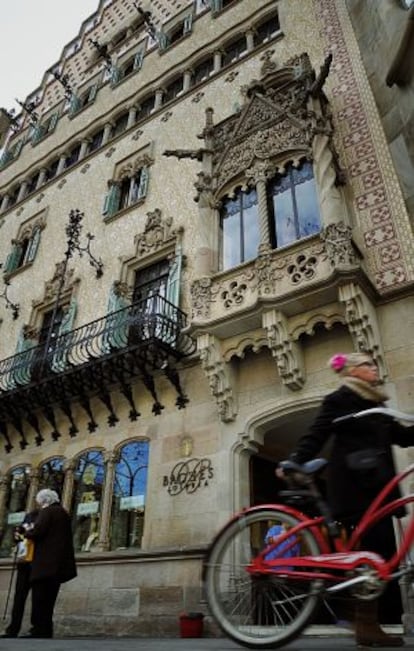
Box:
(0, 295, 196, 451)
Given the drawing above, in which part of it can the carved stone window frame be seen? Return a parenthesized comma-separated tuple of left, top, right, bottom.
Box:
(102, 141, 154, 223)
(25, 262, 81, 340)
(4, 208, 47, 278)
(118, 208, 183, 299)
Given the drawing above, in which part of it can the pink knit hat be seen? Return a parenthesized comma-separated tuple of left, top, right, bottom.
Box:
(329, 352, 373, 374)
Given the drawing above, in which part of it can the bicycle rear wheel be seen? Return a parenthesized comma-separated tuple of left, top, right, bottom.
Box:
(205, 507, 323, 649)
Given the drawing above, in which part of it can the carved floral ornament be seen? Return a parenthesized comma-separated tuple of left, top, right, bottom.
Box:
(115, 153, 154, 183)
(190, 221, 359, 321)
(118, 209, 182, 291)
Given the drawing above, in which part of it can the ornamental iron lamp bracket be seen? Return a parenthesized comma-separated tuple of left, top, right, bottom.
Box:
(88, 38, 113, 72)
(15, 98, 40, 126)
(132, 2, 158, 40)
(52, 70, 74, 101)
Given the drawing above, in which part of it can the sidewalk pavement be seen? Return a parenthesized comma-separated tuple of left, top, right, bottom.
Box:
(0, 628, 411, 651)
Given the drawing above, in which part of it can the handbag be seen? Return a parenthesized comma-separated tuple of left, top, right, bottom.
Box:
(345, 448, 384, 471)
(16, 537, 35, 562)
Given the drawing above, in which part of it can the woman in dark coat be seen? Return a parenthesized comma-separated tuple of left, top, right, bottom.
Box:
(24, 489, 77, 639)
(282, 352, 414, 647)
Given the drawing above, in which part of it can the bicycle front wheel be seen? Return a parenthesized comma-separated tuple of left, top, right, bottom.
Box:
(205, 507, 323, 649)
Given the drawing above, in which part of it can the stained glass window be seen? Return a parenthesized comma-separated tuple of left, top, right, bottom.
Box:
(71, 450, 105, 552)
(0, 465, 30, 557)
(110, 440, 149, 550)
(38, 457, 65, 497)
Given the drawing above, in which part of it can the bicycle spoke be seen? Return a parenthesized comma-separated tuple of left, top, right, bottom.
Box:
(205, 508, 322, 648)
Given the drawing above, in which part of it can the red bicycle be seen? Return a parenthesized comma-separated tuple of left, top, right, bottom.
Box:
(204, 407, 414, 648)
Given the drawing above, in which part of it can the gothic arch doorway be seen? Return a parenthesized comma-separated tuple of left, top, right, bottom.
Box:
(243, 401, 402, 626)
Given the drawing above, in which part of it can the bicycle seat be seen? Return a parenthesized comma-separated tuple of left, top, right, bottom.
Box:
(280, 458, 328, 475)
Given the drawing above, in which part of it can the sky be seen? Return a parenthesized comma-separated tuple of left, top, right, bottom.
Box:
(0, 0, 100, 111)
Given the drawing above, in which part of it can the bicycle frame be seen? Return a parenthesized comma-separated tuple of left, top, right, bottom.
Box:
(245, 463, 414, 592)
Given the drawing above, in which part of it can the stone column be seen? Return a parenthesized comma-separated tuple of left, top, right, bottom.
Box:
(0, 476, 9, 529)
(37, 168, 48, 188)
(183, 69, 192, 92)
(56, 153, 67, 176)
(96, 450, 118, 552)
(154, 88, 164, 110)
(194, 108, 216, 276)
(213, 50, 222, 73)
(79, 139, 90, 160)
(246, 28, 255, 52)
(309, 97, 348, 228)
(17, 181, 28, 203)
(102, 122, 113, 145)
(62, 458, 76, 512)
(0, 194, 9, 212)
(127, 105, 137, 129)
(27, 468, 40, 512)
(245, 162, 272, 253)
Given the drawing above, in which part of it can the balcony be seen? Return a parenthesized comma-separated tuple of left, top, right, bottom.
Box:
(0, 295, 196, 452)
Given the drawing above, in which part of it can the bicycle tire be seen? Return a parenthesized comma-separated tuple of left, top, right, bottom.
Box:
(205, 507, 323, 649)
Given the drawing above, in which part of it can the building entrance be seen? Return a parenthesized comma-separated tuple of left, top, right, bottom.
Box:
(249, 429, 403, 626)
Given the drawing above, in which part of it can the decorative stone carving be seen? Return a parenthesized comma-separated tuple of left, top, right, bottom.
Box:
(320, 222, 358, 268)
(134, 209, 176, 257)
(198, 333, 237, 422)
(338, 282, 387, 381)
(42, 262, 78, 302)
(190, 276, 213, 319)
(117, 154, 154, 181)
(262, 309, 305, 390)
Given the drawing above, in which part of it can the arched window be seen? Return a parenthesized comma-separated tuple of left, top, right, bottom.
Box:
(110, 440, 149, 550)
(71, 450, 105, 552)
(219, 161, 321, 270)
(38, 457, 65, 496)
(0, 465, 30, 557)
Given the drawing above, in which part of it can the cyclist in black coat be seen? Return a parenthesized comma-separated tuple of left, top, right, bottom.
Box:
(281, 351, 414, 648)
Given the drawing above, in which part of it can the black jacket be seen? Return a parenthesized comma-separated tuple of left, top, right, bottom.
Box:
(291, 385, 414, 521)
(25, 503, 77, 584)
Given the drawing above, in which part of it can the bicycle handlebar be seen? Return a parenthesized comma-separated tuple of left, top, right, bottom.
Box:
(333, 407, 414, 424)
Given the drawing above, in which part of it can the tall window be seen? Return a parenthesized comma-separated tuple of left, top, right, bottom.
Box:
(71, 450, 105, 552)
(219, 162, 321, 270)
(4, 223, 43, 274)
(191, 56, 214, 85)
(110, 440, 149, 549)
(111, 112, 129, 138)
(119, 169, 147, 210)
(136, 96, 155, 122)
(0, 466, 30, 557)
(163, 76, 184, 103)
(268, 161, 320, 248)
(220, 187, 259, 269)
(254, 13, 280, 46)
(222, 35, 247, 66)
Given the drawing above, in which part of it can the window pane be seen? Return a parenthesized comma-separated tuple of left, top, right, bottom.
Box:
(272, 185, 297, 247)
(110, 440, 149, 549)
(222, 198, 242, 269)
(242, 189, 259, 261)
(270, 162, 320, 247)
(221, 189, 259, 269)
(71, 450, 105, 552)
(295, 177, 321, 237)
(0, 466, 30, 557)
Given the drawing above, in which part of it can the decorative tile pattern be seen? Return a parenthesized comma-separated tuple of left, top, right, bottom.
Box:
(315, 0, 414, 290)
